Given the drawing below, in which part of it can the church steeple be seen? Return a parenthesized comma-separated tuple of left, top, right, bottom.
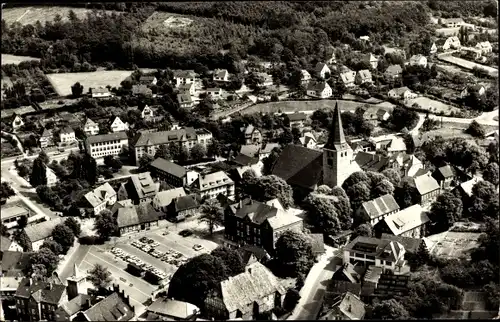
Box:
(325, 102, 348, 150)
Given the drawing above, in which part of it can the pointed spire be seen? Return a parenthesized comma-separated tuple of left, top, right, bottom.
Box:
(325, 102, 347, 150)
(73, 263, 80, 278)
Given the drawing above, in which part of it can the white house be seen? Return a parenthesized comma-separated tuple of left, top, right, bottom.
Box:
(359, 36, 370, 41)
(299, 132, 317, 149)
(315, 63, 331, 79)
(343, 236, 406, 271)
(363, 53, 378, 69)
(11, 115, 24, 133)
(46, 166, 58, 186)
(340, 70, 357, 87)
(388, 87, 417, 100)
(443, 36, 461, 50)
(39, 128, 53, 148)
(355, 69, 373, 84)
(178, 82, 196, 96)
(213, 69, 229, 82)
(460, 85, 486, 98)
(409, 55, 427, 68)
(476, 41, 492, 54)
(307, 82, 332, 99)
(301, 70, 312, 84)
(59, 127, 76, 143)
(141, 105, 154, 119)
(376, 109, 390, 121)
(430, 42, 438, 54)
(173, 70, 197, 87)
(111, 116, 129, 133)
(90, 87, 112, 98)
(84, 118, 99, 136)
(441, 18, 465, 28)
(84, 182, 117, 215)
(206, 88, 223, 99)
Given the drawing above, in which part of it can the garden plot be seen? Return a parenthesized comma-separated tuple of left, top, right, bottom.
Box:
(46, 71, 133, 96)
(430, 232, 482, 259)
(405, 96, 463, 115)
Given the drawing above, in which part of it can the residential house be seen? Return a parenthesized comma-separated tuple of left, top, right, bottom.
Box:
(380, 233, 425, 254)
(73, 289, 135, 321)
(213, 69, 229, 82)
(258, 143, 280, 160)
(319, 292, 366, 320)
(123, 172, 159, 205)
(83, 119, 99, 136)
(84, 132, 129, 160)
(361, 265, 410, 300)
(384, 137, 407, 155)
(173, 70, 197, 87)
(307, 81, 332, 98)
(145, 298, 200, 321)
(354, 152, 395, 173)
(374, 204, 429, 238)
(140, 105, 154, 119)
(39, 128, 53, 148)
(356, 194, 400, 225)
(90, 87, 111, 98)
(452, 176, 481, 205)
(403, 155, 425, 177)
(376, 109, 390, 121)
(54, 294, 92, 321)
(363, 53, 378, 69)
(315, 63, 331, 79)
(0, 235, 23, 252)
(22, 217, 63, 251)
(110, 117, 129, 133)
(257, 72, 273, 87)
(241, 124, 262, 145)
(388, 87, 417, 100)
(215, 262, 286, 320)
(442, 18, 465, 28)
(460, 85, 485, 98)
(359, 36, 370, 41)
(110, 199, 133, 215)
(476, 41, 492, 54)
(340, 70, 357, 87)
(288, 112, 308, 128)
(150, 158, 188, 187)
(299, 132, 317, 149)
(206, 88, 223, 99)
(350, 140, 375, 155)
(430, 42, 438, 55)
(178, 83, 196, 96)
(177, 93, 194, 109)
(12, 115, 24, 132)
(409, 173, 441, 205)
(327, 48, 336, 65)
(132, 84, 152, 97)
(59, 127, 76, 144)
(343, 236, 406, 270)
(167, 194, 202, 222)
(15, 278, 68, 322)
(384, 65, 403, 80)
(117, 203, 160, 235)
(139, 75, 157, 86)
(46, 166, 58, 186)
(432, 164, 457, 190)
(409, 55, 428, 68)
(301, 70, 312, 85)
(1, 276, 22, 317)
(83, 182, 117, 215)
(443, 36, 461, 50)
(460, 46, 483, 60)
(131, 127, 212, 165)
(355, 70, 373, 85)
(153, 187, 186, 214)
(1, 205, 30, 229)
(224, 198, 303, 254)
(190, 171, 235, 199)
(1, 251, 33, 277)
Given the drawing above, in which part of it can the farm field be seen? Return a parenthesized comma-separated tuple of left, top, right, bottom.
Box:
(438, 55, 498, 77)
(241, 99, 373, 115)
(46, 71, 133, 96)
(1, 6, 120, 26)
(406, 96, 463, 115)
(1, 54, 40, 65)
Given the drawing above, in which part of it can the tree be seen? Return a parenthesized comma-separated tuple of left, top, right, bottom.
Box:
(210, 246, 245, 276)
(178, 146, 190, 163)
(71, 82, 84, 98)
(52, 224, 75, 253)
(382, 168, 401, 187)
(372, 179, 395, 198)
(64, 217, 81, 237)
(30, 158, 47, 187)
(274, 230, 316, 277)
(168, 142, 181, 160)
(0, 223, 9, 237)
(94, 209, 117, 240)
(245, 175, 294, 208)
(283, 289, 301, 312)
(40, 240, 63, 255)
(394, 179, 420, 209)
(88, 264, 113, 292)
(190, 143, 206, 161)
(345, 182, 371, 211)
(342, 171, 370, 190)
(138, 154, 154, 172)
(466, 120, 485, 138)
(154, 144, 171, 160)
(199, 199, 224, 235)
(303, 194, 342, 236)
(428, 192, 463, 233)
(468, 180, 499, 220)
(372, 299, 410, 320)
(18, 216, 28, 229)
(38, 150, 50, 165)
(482, 282, 500, 310)
(483, 162, 499, 185)
(29, 248, 59, 276)
(351, 223, 373, 239)
(207, 139, 222, 158)
(279, 128, 294, 145)
(262, 147, 281, 175)
(0, 182, 15, 200)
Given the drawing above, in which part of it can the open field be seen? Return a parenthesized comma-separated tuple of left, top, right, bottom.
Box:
(438, 55, 498, 77)
(46, 71, 133, 96)
(1, 54, 40, 66)
(241, 99, 372, 115)
(406, 96, 463, 114)
(1, 6, 120, 26)
(430, 232, 482, 260)
(435, 27, 460, 37)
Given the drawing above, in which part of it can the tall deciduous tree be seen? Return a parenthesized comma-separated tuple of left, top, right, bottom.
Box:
(52, 224, 75, 253)
(88, 264, 113, 292)
(190, 143, 206, 161)
(64, 217, 81, 237)
(483, 162, 499, 185)
(71, 82, 84, 98)
(274, 230, 316, 277)
(0, 182, 15, 200)
(199, 199, 224, 235)
(40, 240, 64, 255)
(29, 248, 59, 276)
(244, 175, 294, 208)
(303, 194, 343, 236)
(30, 157, 47, 187)
(371, 299, 410, 320)
(210, 246, 245, 276)
(428, 192, 463, 233)
(94, 209, 118, 240)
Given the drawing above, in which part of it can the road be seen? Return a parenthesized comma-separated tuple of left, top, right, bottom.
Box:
(288, 246, 340, 320)
(427, 109, 499, 127)
(411, 113, 426, 134)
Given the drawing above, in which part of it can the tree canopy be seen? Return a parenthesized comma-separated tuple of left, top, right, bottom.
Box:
(274, 230, 316, 278)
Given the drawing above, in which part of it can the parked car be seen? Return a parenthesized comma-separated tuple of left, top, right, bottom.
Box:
(139, 237, 148, 243)
(179, 229, 193, 237)
(193, 244, 204, 251)
(151, 242, 160, 247)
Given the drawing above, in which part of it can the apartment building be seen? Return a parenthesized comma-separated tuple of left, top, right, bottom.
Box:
(122, 172, 158, 205)
(130, 127, 212, 165)
(190, 171, 235, 200)
(84, 132, 129, 160)
(343, 236, 406, 271)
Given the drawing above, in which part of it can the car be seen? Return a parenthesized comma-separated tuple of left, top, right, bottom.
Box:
(151, 242, 160, 247)
(193, 244, 204, 251)
(162, 231, 170, 236)
(139, 237, 148, 243)
(178, 229, 193, 237)
(146, 238, 154, 244)
(174, 253, 182, 259)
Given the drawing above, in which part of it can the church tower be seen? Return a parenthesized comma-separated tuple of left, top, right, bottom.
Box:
(66, 263, 87, 301)
(323, 102, 355, 188)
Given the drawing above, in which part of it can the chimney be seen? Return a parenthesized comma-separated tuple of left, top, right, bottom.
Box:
(348, 305, 352, 312)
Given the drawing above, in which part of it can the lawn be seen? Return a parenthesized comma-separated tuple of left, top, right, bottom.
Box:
(46, 71, 133, 96)
(240, 99, 371, 115)
(1, 6, 119, 26)
(2, 54, 40, 65)
(406, 96, 463, 114)
(438, 55, 498, 77)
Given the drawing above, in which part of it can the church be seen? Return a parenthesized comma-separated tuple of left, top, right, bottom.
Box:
(271, 102, 361, 197)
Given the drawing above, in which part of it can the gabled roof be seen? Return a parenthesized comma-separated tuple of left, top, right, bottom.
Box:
(86, 132, 127, 145)
(171, 194, 201, 213)
(178, 83, 194, 92)
(132, 127, 200, 147)
(357, 69, 372, 80)
(385, 64, 402, 75)
(340, 71, 356, 84)
(411, 173, 440, 195)
(344, 236, 405, 262)
(288, 112, 308, 122)
(214, 69, 229, 78)
(0, 251, 33, 274)
(315, 62, 329, 73)
(361, 194, 400, 220)
(240, 144, 260, 158)
(389, 86, 411, 96)
(307, 81, 330, 93)
(82, 292, 134, 321)
(332, 292, 366, 320)
(24, 217, 64, 242)
(177, 93, 193, 104)
(192, 171, 233, 192)
(354, 152, 391, 172)
(0, 235, 12, 251)
(84, 183, 116, 208)
(147, 298, 199, 319)
(60, 126, 74, 134)
(376, 108, 389, 117)
(221, 262, 286, 314)
(381, 204, 429, 235)
(380, 233, 423, 253)
(92, 87, 110, 94)
(150, 158, 186, 178)
(41, 128, 52, 137)
(458, 177, 482, 197)
(139, 75, 156, 83)
(128, 172, 158, 200)
(117, 203, 161, 228)
(243, 124, 256, 135)
(15, 278, 66, 304)
(436, 165, 456, 179)
(410, 54, 426, 62)
(153, 188, 186, 208)
(260, 143, 280, 154)
(173, 70, 197, 79)
(232, 154, 259, 166)
(84, 118, 97, 127)
(59, 294, 92, 317)
(228, 198, 302, 229)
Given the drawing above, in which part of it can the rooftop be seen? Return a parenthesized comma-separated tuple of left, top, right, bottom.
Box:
(132, 127, 202, 147)
(193, 171, 233, 192)
(15, 278, 66, 304)
(24, 217, 63, 242)
(117, 203, 161, 228)
(150, 158, 186, 178)
(381, 204, 430, 236)
(1, 205, 29, 220)
(147, 298, 199, 319)
(82, 292, 134, 321)
(361, 194, 400, 220)
(84, 183, 116, 208)
(153, 187, 186, 208)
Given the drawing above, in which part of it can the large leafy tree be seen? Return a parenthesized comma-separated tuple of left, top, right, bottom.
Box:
(138, 154, 154, 172)
(371, 299, 410, 320)
(199, 199, 224, 235)
(93, 209, 118, 240)
(274, 230, 316, 277)
(88, 264, 113, 292)
(64, 217, 82, 237)
(394, 179, 420, 209)
(52, 224, 75, 253)
(242, 175, 294, 208)
(30, 157, 47, 187)
(428, 192, 463, 233)
(154, 144, 171, 160)
(40, 240, 64, 255)
(29, 248, 60, 276)
(303, 194, 343, 236)
(468, 180, 499, 220)
(190, 143, 207, 161)
(483, 162, 499, 186)
(382, 168, 401, 187)
(0, 182, 15, 200)
(210, 246, 245, 276)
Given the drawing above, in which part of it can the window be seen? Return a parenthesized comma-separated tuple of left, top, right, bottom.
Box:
(386, 261, 392, 266)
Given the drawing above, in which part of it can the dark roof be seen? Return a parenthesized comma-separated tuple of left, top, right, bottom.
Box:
(15, 278, 66, 304)
(324, 102, 349, 151)
(117, 203, 161, 228)
(86, 132, 128, 145)
(271, 145, 323, 190)
(132, 127, 199, 147)
(327, 281, 362, 297)
(150, 158, 186, 178)
(139, 75, 156, 83)
(307, 81, 329, 92)
(288, 112, 308, 122)
(1, 251, 33, 275)
(380, 234, 422, 253)
(59, 294, 92, 317)
(232, 154, 259, 166)
(361, 194, 400, 220)
(344, 236, 404, 262)
(0, 236, 12, 251)
(385, 64, 402, 75)
(83, 292, 134, 321)
(437, 165, 456, 179)
(177, 93, 192, 104)
(171, 194, 201, 213)
(331, 263, 361, 284)
(229, 198, 278, 225)
(355, 152, 390, 172)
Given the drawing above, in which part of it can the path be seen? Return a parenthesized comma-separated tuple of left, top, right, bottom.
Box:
(15, 8, 31, 22)
(1, 131, 26, 157)
(427, 110, 499, 127)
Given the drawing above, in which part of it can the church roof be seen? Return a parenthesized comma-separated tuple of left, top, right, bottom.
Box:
(324, 102, 349, 151)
